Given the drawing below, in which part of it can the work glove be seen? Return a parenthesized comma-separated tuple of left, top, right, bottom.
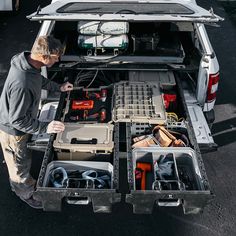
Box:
(60, 82, 73, 92)
(47, 120, 65, 134)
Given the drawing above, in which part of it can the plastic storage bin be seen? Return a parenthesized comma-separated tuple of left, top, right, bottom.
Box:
(112, 81, 166, 124)
(43, 161, 114, 189)
(131, 147, 203, 191)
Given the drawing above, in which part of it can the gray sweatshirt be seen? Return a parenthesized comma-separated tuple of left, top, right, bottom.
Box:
(0, 51, 61, 136)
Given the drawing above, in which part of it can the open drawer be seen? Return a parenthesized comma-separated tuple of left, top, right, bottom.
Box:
(126, 145, 213, 214)
(33, 118, 121, 212)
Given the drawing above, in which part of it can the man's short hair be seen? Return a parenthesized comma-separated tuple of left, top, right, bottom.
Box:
(31, 36, 63, 57)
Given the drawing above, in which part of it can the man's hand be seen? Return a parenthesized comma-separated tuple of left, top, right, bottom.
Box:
(47, 121, 65, 134)
(60, 82, 73, 92)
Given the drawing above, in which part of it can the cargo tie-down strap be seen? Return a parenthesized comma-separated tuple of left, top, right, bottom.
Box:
(49, 167, 111, 189)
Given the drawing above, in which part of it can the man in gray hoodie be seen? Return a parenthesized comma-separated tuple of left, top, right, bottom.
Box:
(0, 36, 73, 209)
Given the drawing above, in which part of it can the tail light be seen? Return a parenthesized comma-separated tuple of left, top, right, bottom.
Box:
(207, 72, 220, 102)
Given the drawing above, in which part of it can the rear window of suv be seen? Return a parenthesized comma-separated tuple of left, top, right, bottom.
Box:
(57, 3, 194, 15)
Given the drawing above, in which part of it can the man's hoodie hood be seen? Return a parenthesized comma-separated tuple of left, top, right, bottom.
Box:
(11, 51, 39, 74)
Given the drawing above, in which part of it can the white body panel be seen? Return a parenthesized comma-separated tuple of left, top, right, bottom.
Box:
(0, 0, 12, 11)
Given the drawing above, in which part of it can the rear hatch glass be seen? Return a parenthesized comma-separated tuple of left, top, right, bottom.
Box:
(57, 2, 194, 14)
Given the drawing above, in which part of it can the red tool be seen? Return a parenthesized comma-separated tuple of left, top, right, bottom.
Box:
(72, 100, 94, 110)
(136, 163, 152, 190)
(163, 94, 177, 110)
(100, 108, 106, 122)
(100, 89, 107, 102)
(135, 168, 143, 190)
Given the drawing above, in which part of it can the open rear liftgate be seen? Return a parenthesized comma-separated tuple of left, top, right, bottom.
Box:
(34, 71, 213, 214)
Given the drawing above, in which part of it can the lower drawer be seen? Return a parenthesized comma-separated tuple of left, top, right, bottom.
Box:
(126, 147, 213, 214)
(35, 159, 121, 212)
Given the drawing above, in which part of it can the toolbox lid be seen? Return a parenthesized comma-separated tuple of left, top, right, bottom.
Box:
(53, 123, 114, 153)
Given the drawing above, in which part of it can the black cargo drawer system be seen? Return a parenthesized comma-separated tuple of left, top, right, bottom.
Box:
(34, 72, 213, 214)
